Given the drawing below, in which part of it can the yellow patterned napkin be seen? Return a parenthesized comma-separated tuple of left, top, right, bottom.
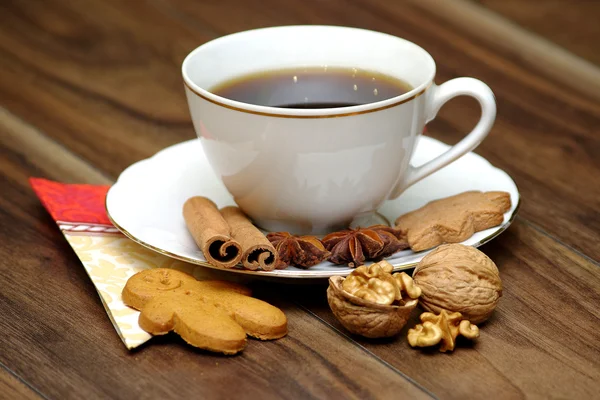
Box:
(30, 178, 236, 349)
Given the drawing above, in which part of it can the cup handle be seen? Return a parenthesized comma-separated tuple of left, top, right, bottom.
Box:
(389, 78, 496, 199)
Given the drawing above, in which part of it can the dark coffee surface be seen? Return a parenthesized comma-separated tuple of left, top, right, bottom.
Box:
(211, 66, 412, 108)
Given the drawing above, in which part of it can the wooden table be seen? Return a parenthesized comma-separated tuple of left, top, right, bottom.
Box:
(2, 0, 599, 398)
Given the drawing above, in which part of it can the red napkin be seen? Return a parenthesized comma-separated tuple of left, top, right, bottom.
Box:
(30, 178, 119, 234)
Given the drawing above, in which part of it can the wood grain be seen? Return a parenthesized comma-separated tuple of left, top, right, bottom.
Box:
(294, 220, 600, 399)
(0, 368, 42, 400)
(472, 0, 600, 68)
(1, 0, 599, 398)
(0, 108, 111, 185)
(1, 0, 598, 260)
(419, 0, 600, 101)
(0, 0, 203, 174)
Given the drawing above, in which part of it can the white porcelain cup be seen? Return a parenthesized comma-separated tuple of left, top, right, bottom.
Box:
(182, 26, 496, 234)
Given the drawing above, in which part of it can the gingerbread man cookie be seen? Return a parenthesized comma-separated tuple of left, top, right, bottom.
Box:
(395, 191, 511, 251)
(122, 268, 287, 355)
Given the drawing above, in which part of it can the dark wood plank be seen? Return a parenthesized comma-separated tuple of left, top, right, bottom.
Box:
(0, 0, 205, 173)
(294, 220, 600, 399)
(472, 0, 600, 66)
(0, 122, 431, 399)
(1, 0, 598, 260)
(0, 368, 42, 400)
(415, 0, 600, 101)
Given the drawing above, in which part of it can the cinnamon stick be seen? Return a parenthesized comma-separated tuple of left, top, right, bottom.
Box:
(220, 206, 278, 271)
(183, 197, 242, 269)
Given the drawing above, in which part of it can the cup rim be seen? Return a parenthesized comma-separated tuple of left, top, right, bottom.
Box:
(181, 25, 436, 118)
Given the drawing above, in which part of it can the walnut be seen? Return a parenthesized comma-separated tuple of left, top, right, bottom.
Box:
(342, 261, 421, 305)
(327, 261, 420, 338)
(408, 310, 479, 352)
(412, 244, 502, 324)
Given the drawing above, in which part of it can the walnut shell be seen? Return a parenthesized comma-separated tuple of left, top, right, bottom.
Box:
(327, 276, 418, 338)
(412, 244, 502, 324)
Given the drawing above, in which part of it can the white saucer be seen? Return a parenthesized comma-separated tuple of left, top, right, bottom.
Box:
(106, 137, 520, 278)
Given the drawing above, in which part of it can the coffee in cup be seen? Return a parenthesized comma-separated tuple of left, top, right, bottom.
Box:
(211, 66, 412, 109)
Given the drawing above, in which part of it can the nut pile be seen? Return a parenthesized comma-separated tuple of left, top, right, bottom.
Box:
(327, 244, 503, 353)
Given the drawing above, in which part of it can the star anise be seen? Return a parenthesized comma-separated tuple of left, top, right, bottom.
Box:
(372, 225, 409, 259)
(321, 225, 408, 267)
(267, 232, 331, 269)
